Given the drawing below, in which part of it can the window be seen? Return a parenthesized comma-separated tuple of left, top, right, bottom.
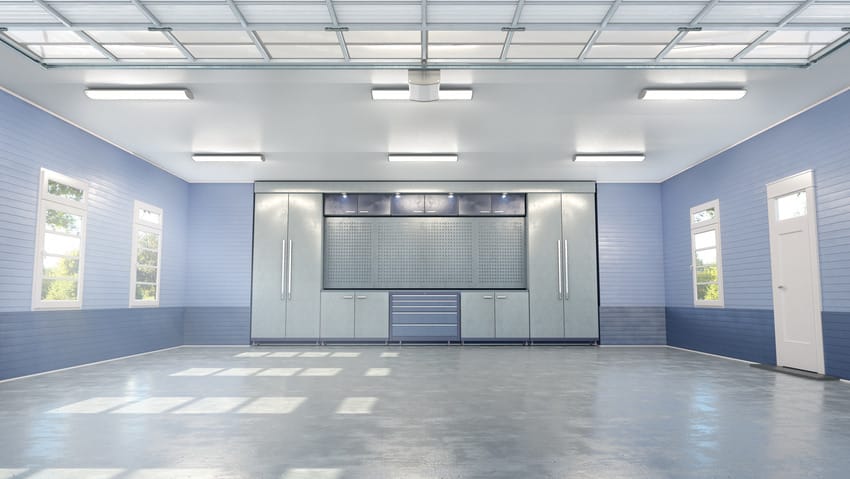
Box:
(690, 199, 724, 307)
(776, 190, 807, 221)
(32, 168, 88, 309)
(129, 201, 163, 307)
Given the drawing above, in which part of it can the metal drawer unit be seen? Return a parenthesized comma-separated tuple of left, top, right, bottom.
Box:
(390, 291, 460, 342)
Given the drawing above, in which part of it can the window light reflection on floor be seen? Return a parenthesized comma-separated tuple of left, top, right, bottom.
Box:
(172, 397, 249, 414)
(124, 469, 223, 478)
(235, 352, 269, 358)
(299, 352, 330, 357)
(26, 468, 124, 479)
(380, 352, 400, 358)
(330, 352, 360, 358)
(170, 368, 224, 377)
(299, 368, 341, 377)
(214, 368, 262, 376)
(280, 468, 343, 479)
(365, 368, 391, 377)
(336, 397, 378, 414)
(237, 397, 306, 414)
(257, 368, 302, 376)
(48, 397, 137, 414)
(111, 397, 193, 414)
(268, 351, 299, 357)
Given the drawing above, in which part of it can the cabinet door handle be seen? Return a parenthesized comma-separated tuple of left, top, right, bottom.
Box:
(286, 240, 293, 300)
(479, 210, 490, 213)
(359, 210, 369, 213)
(557, 240, 563, 299)
(494, 210, 505, 213)
(563, 239, 569, 300)
(280, 240, 287, 299)
(345, 210, 356, 214)
(356, 295, 367, 299)
(482, 295, 493, 299)
(343, 295, 354, 299)
(496, 295, 507, 300)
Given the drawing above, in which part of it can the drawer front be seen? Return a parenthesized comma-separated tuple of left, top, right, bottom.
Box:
(390, 291, 459, 341)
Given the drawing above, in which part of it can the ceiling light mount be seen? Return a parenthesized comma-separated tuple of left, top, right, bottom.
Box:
(408, 69, 441, 102)
(842, 27, 850, 32)
(147, 26, 173, 32)
(639, 88, 747, 100)
(324, 26, 349, 32)
(677, 26, 702, 32)
(388, 154, 458, 163)
(0, 27, 8, 33)
(85, 88, 193, 100)
(501, 26, 526, 32)
(573, 154, 645, 163)
(192, 154, 264, 163)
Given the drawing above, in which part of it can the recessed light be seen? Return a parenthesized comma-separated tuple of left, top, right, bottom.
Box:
(573, 154, 645, 162)
(85, 88, 193, 100)
(192, 154, 264, 163)
(388, 154, 458, 163)
(371, 88, 473, 101)
(438, 89, 474, 101)
(639, 89, 747, 100)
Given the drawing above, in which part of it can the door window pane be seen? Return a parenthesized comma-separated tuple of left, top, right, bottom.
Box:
(139, 208, 162, 225)
(693, 230, 716, 250)
(137, 249, 159, 267)
(692, 207, 716, 224)
(138, 231, 160, 250)
(777, 190, 807, 220)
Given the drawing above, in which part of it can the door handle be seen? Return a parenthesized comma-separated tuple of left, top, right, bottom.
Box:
(280, 240, 287, 299)
(557, 240, 563, 299)
(343, 295, 354, 299)
(359, 210, 369, 213)
(482, 295, 494, 299)
(356, 295, 367, 299)
(777, 285, 786, 290)
(286, 240, 293, 300)
(563, 239, 569, 300)
(496, 295, 507, 300)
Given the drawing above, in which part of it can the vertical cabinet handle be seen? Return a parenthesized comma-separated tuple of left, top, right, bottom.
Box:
(563, 239, 569, 300)
(286, 240, 293, 300)
(280, 240, 287, 299)
(557, 240, 563, 299)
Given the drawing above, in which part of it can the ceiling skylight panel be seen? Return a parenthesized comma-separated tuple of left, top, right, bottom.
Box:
(510, 31, 593, 44)
(586, 44, 667, 59)
(344, 31, 421, 44)
(237, 4, 332, 23)
(50, 3, 149, 23)
(506, 44, 583, 59)
(105, 44, 185, 59)
(173, 31, 253, 44)
(86, 31, 170, 44)
(6, 30, 84, 44)
(792, 5, 850, 23)
(347, 44, 422, 59)
(266, 44, 344, 59)
(428, 31, 508, 43)
(257, 31, 339, 43)
(186, 44, 263, 59)
(427, 3, 516, 23)
(27, 44, 105, 59)
(428, 44, 504, 58)
(702, 4, 797, 23)
(610, 4, 705, 24)
(596, 31, 678, 44)
(681, 30, 764, 43)
(665, 44, 747, 58)
(0, 4, 60, 23)
(334, 4, 421, 23)
(765, 31, 845, 43)
(519, 4, 610, 23)
(145, 4, 238, 23)
(744, 44, 828, 58)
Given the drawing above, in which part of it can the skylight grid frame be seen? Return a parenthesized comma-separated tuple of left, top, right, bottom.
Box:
(1, 0, 848, 67)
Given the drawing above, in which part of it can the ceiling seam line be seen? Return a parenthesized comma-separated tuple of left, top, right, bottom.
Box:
(129, 0, 196, 62)
(421, 0, 427, 63)
(655, 0, 720, 62)
(500, 0, 526, 62)
(31, 0, 119, 61)
(732, 0, 817, 62)
(578, 0, 622, 61)
(325, 0, 350, 62)
(224, 0, 271, 61)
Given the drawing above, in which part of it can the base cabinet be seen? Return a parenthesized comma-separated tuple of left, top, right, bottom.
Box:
(320, 291, 389, 340)
(461, 291, 529, 340)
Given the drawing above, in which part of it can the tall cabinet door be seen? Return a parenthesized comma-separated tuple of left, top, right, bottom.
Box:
(527, 193, 565, 338)
(285, 194, 323, 338)
(251, 193, 289, 339)
(561, 193, 599, 339)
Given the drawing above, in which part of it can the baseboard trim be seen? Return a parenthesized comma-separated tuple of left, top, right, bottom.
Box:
(599, 344, 668, 348)
(0, 345, 183, 383)
(665, 345, 758, 365)
(181, 344, 251, 348)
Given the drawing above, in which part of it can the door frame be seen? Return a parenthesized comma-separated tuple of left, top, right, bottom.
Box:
(765, 170, 825, 373)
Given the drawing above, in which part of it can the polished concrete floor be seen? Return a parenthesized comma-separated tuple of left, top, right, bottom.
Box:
(1, 346, 849, 479)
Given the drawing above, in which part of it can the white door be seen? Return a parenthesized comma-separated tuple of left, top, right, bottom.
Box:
(766, 170, 824, 374)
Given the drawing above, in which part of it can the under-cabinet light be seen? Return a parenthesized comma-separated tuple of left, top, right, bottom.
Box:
(371, 88, 473, 101)
(573, 154, 645, 162)
(192, 154, 264, 163)
(85, 88, 193, 100)
(639, 89, 747, 100)
(388, 154, 458, 163)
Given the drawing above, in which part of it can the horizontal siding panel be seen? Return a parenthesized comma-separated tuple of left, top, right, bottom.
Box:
(183, 306, 250, 345)
(666, 307, 776, 365)
(599, 306, 666, 345)
(823, 311, 850, 380)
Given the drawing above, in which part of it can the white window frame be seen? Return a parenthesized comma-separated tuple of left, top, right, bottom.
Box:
(129, 200, 163, 308)
(32, 168, 88, 310)
(690, 199, 725, 308)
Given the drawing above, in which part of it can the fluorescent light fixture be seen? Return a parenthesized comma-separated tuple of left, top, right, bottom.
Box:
(192, 154, 264, 163)
(85, 88, 193, 100)
(639, 88, 747, 100)
(371, 88, 473, 101)
(388, 154, 458, 163)
(573, 154, 645, 162)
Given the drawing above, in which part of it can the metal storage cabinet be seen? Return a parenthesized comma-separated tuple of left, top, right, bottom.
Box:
(527, 193, 598, 341)
(492, 194, 525, 215)
(357, 194, 391, 216)
(425, 194, 458, 215)
(458, 194, 491, 215)
(495, 291, 530, 338)
(324, 194, 358, 215)
(354, 292, 389, 338)
(251, 193, 323, 341)
(321, 291, 355, 338)
(391, 194, 425, 215)
(461, 291, 496, 338)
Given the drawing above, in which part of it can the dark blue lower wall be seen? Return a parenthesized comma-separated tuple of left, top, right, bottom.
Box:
(822, 311, 850, 380)
(600, 306, 666, 345)
(183, 306, 250, 345)
(0, 307, 183, 381)
(666, 307, 776, 365)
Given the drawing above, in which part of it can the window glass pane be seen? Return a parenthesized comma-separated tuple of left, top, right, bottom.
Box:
(136, 266, 157, 283)
(46, 209, 82, 235)
(47, 179, 84, 202)
(693, 230, 716, 250)
(41, 279, 78, 300)
(696, 266, 718, 283)
(777, 190, 807, 220)
(137, 249, 159, 267)
(693, 207, 716, 224)
(695, 248, 717, 267)
(135, 284, 157, 301)
(44, 233, 81, 256)
(697, 283, 720, 301)
(138, 208, 161, 225)
(138, 231, 160, 250)
(43, 255, 79, 278)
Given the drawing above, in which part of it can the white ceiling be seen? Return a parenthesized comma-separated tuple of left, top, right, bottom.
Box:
(1, 39, 850, 183)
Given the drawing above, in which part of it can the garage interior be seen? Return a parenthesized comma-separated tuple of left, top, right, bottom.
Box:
(1, 1, 850, 478)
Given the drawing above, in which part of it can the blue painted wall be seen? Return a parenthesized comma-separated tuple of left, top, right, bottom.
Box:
(662, 88, 850, 376)
(0, 89, 188, 380)
(184, 183, 253, 344)
(597, 183, 666, 344)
